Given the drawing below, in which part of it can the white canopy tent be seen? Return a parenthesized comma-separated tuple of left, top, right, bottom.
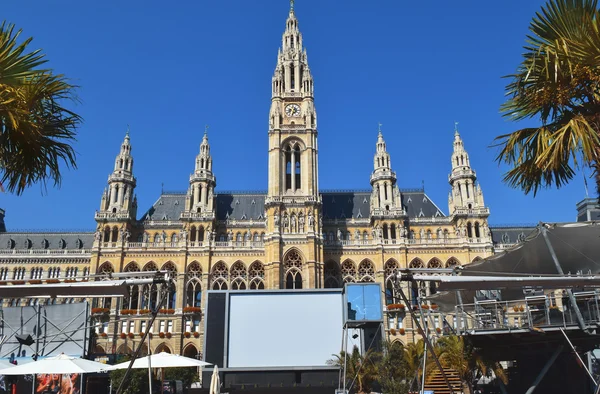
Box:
(0, 354, 109, 375)
(107, 352, 211, 370)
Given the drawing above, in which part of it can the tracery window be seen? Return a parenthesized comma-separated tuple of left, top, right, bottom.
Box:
(248, 261, 265, 290)
(284, 142, 302, 191)
(384, 260, 399, 305)
(211, 262, 228, 290)
(324, 261, 340, 288)
(143, 262, 158, 272)
(357, 260, 375, 282)
(161, 262, 177, 308)
(186, 262, 203, 307)
(230, 261, 247, 290)
(341, 260, 356, 283)
(427, 258, 443, 269)
(283, 250, 302, 289)
(446, 258, 460, 268)
(409, 258, 424, 269)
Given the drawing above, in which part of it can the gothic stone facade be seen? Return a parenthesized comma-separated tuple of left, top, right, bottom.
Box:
(0, 7, 534, 357)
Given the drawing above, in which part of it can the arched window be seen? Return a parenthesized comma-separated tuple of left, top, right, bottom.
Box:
(383, 223, 388, 240)
(171, 233, 178, 244)
(443, 229, 449, 239)
(446, 258, 460, 268)
(186, 279, 202, 308)
(294, 144, 301, 190)
(190, 226, 197, 243)
(283, 249, 303, 289)
(211, 262, 228, 290)
(357, 260, 375, 282)
(341, 260, 356, 283)
(230, 261, 247, 290)
(362, 231, 369, 242)
(198, 226, 205, 242)
(409, 258, 424, 269)
(474, 222, 481, 238)
(253, 233, 259, 242)
(285, 145, 292, 190)
(427, 258, 443, 269)
(249, 261, 265, 289)
(467, 222, 473, 238)
(153, 233, 160, 244)
(143, 261, 158, 272)
(384, 259, 398, 305)
(324, 261, 340, 289)
(390, 224, 396, 240)
(103, 227, 111, 243)
(112, 227, 119, 242)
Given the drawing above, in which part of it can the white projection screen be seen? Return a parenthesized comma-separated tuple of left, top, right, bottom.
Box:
(227, 291, 343, 368)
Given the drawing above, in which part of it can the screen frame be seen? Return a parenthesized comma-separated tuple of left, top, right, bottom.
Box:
(204, 288, 345, 369)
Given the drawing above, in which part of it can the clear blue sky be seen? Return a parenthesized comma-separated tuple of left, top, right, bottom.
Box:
(1, 0, 587, 231)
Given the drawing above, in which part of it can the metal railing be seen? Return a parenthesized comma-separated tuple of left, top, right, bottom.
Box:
(453, 292, 600, 334)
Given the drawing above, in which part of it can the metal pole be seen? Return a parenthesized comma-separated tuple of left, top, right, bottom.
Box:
(34, 304, 41, 361)
(420, 328, 428, 393)
(116, 282, 171, 394)
(524, 345, 563, 394)
(559, 328, 597, 385)
(540, 226, 587, 331)
(396, 287, 455, 394)
(148, 329, 153, 394)
(342, 323, 348, 393)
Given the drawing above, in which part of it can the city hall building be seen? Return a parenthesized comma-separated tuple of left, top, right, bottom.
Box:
(0, 5, 541, 358)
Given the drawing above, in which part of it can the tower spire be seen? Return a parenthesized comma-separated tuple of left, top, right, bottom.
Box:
(290, 0, 295, 12)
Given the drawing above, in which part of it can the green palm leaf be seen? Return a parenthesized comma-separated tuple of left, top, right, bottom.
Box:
(0, 21, 80, 195)
(496, 0, 600, 195)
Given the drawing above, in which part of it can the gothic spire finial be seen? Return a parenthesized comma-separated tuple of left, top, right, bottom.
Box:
(454, 121, 459, 136)
(126, 124, 130, 137)
(204, 124, 209, 136)
(290, 0, 295, 11)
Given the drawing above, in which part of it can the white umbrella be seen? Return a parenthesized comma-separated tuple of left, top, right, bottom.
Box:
(0, 354, 109, 375)
(107, 352, 211, 370)
(209, 365, 220, 394)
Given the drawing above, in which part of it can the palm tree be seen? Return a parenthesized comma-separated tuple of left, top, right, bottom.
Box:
(495, 0, 600, 196)
(328, 346, 379, 394)
(377, 340, 410, 394)
(0, 21, 81, 195)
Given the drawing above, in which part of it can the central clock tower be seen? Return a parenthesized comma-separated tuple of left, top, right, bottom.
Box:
(265, 2, 322, 289)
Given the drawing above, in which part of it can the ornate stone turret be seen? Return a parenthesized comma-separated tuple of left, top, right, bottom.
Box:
(96, 130, 137, 221)
(448, 123, 490, 241)
(183, 127, 216, 219)
(370, 125, 404, 216)
(448, 124, 484, 213)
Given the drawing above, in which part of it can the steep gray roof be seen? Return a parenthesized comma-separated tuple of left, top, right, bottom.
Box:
(140, 192, 268, 222)
(489, 225, 536, 245)
(0, 232, 94, 251)
(215, 192, 267, 221)
(141, 193, 186, 222)
(320, 189, 445, 220)
(143, 189, 445, 223)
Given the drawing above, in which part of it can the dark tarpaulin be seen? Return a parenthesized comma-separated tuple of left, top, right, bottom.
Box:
(430, 222, 600, 311)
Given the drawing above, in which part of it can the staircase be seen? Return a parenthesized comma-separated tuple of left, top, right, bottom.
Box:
(423, 367, 465, 394)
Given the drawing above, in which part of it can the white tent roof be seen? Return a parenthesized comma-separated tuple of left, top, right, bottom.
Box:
(107, 352, 211, 370)
(0, 354, 109, 375)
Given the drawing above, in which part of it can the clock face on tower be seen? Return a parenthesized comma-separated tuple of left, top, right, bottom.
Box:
(285, 104, 301, 117)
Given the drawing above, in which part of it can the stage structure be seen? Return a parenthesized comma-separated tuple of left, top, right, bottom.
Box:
(203, 286, 382, 392)
(399, 222, 600, 394)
